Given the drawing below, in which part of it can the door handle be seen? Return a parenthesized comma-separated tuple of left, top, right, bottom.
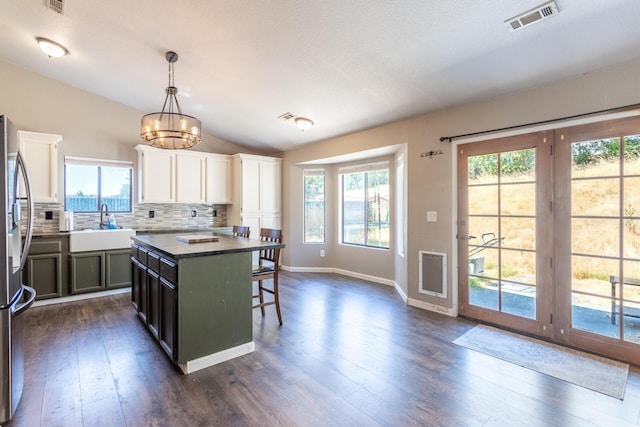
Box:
(457, 234, 476, 241)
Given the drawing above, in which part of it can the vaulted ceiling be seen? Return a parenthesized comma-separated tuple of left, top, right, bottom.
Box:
(2, 1, 640, 152)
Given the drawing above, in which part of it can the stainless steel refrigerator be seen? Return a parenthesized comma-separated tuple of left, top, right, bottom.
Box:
(0, 115, 36, 423)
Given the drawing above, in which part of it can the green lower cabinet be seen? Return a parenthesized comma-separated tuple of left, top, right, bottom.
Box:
(26, 253, 62, 299)
(24, 236, 69, 300)
(71, 251, 105, 293)
(71, 249, 133, 294)
(106, 249, 133, 289)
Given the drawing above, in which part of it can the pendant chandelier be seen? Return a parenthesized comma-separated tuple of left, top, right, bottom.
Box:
(140, 51, 201, 149)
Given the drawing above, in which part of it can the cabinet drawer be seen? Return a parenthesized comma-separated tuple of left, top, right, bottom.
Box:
(29, 239, 62, 255)
(138, 246, 148, 265)
(131, 244, 139, 259)
(147, 251, 160, 273)
(160, 257, 177, 284)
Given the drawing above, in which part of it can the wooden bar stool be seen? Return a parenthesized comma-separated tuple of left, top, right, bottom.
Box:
(252, 228, 283, 325)
(232, 225, 250, 238)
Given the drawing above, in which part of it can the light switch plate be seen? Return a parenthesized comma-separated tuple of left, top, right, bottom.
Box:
(427, 211, 437, 222)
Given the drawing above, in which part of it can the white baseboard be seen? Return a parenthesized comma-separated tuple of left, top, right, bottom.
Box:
(333, 268, 395, 287)
(281, 266, 456, 318)
(281, 265, 335, 273)
(281, 265, 394, 287)
(394, 282, 408, 303)
(407, 297, 457, 317)
(179, 341, 255, 374)
(33, 287, 131, 307)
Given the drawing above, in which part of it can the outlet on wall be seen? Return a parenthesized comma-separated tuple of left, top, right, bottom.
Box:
(191, 210, 197, 218)
(320, 250, 325, 257)
(45, 211, 53, 220)
(149, 210, 155, 218)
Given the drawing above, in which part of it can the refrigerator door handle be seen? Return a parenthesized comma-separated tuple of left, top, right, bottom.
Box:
(11, 286, 35, 318)
(14, 152, 34, 271)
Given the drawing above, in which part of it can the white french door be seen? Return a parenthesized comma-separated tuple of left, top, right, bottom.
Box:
(554, 117, 640, 363)
(457, 116, 640, 364)
(457, 131, 553, 337)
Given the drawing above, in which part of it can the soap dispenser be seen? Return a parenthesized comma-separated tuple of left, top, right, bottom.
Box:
(108, 214, 117, 229)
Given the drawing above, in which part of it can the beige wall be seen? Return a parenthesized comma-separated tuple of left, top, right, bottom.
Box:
(281, 58, 640, 314)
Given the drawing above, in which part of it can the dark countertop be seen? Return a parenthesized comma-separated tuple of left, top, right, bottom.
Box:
(134, 226, 232, 235)
(132, 232, 283, 259)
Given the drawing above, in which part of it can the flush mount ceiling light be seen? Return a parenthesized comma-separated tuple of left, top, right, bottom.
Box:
(140, 51, 201, 149)
(36, 37, 68, 58)
(295, 117, 314, 132)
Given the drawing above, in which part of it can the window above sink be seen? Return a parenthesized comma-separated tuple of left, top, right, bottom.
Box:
(64, 156, 133, 213)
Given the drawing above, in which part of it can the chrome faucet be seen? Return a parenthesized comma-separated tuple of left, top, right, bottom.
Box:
(99, 203, 109, 229)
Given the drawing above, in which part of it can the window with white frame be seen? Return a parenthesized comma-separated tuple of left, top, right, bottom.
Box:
(304, 169, 325, 243)
(339, 161, 389, 249)
(64, 157, 133, 212)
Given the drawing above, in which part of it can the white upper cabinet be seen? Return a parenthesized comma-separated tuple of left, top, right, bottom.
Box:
(136, 145, 175, 203)
(17, 131, 61, 202)
(175, 152, 206, 204)
(240, 157, 261, 212)
(135, 145, 232, 204)
(260, 159, 281, 213)
(228, 154, 282, 230)
(205, 154, 232, 204)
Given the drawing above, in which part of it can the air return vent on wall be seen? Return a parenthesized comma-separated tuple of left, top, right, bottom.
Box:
(419, 251, 447, 299)
(505, 1, 558, 32)
(47, 0, 65, 15)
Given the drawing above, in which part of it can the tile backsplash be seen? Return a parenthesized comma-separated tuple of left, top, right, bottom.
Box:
(31, 202, 228, 234)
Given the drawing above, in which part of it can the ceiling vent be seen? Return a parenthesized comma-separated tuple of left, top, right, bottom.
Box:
(278, 112, 295, 121)
(505, 1, 558, 32)
(46, 0, 65, 15)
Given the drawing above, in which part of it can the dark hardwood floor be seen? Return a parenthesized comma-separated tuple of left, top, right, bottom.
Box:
(8, 271, 640, 426)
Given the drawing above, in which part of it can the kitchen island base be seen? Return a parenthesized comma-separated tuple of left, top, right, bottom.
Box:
(131, 232, 284, 374)
(131, 233, 284, 374)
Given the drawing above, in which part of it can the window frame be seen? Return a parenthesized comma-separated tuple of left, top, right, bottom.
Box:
(64, 156, 133, 213)
(303, 169, 325, 244)
(339, 161, 390, 250)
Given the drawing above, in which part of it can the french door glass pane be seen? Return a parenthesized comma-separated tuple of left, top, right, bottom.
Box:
(501, 217, 535, 250)
(570, 137, 630, 336)
(467, 148, 537, 319)
(500, 183, 535, 215)
(468, 185, 498, 215)
(571, 178, 619, 216)
(570, 218, 619, 257)
(624, 135, 640, 175)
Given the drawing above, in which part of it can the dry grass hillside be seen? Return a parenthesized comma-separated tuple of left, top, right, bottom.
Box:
(468, 157, 640, 306)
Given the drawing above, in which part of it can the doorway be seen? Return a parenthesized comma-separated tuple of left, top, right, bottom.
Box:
(457, 116, 640, 364)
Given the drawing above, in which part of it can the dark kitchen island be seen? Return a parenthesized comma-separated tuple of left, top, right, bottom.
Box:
(130, 231, 284, 374)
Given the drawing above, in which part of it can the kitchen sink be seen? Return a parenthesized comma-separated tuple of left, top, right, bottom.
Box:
(69, 228, 136, 252)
